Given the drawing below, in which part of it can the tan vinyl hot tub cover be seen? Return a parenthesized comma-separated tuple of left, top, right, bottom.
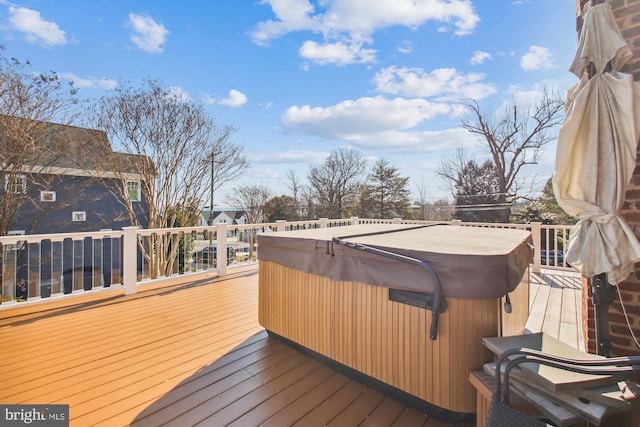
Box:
(257, 224, 533, 299)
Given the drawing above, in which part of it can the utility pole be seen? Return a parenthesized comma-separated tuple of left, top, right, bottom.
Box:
(209, 152, 214, 248)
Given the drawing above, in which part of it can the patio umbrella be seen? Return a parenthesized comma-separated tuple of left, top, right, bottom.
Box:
(553, 3, 640, 356)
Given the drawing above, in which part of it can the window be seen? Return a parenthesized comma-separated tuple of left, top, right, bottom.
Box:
(41, 191, 56, 202)
(4, 174, 26, 194)
(127, 181, 141, 202)
(72, 211, 86, 222)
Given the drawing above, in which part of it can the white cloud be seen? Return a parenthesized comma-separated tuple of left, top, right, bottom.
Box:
(127, 13, 169, 53)
(279, 96, 480, 152)
(299, 38, 376, 66)
(8, 6, 66, 47)
(249, 0, 479, 65)
(283, 96, 450, 135)
(202, 95, 216, 105)
(505, 87, 544, 108)
(249, 0, 320, 47)
(373, 66, 496, 101)
(346, 127, 476, 152)
(520, 46, 555, 71)
(396, 40, 413, 54)
(494, 82, 564, 118)
(250, 150, 329, 164)
(218, 89, 248, 107)
(248, 167, 280, 180)
(167, 86, 190, 102)
(59, 73, 118, 90)
(203, 90, 248, 107)
(470, 50, 491, 65)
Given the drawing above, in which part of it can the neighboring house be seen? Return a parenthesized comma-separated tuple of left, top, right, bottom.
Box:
(1, 118, 151, 235)
(200, 208, 246, 227)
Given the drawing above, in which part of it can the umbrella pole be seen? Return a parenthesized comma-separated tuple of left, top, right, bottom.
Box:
(591, 273, 616, 356)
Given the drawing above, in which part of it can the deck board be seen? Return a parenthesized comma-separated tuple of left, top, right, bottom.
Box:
(1, 265, 478, 427)
(359, 397, 407, 426)
(525, 269, 584, 351)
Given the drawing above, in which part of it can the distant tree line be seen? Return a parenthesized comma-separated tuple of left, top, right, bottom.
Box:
(236, 90, 568, 226)
(234, 150, 572, 228)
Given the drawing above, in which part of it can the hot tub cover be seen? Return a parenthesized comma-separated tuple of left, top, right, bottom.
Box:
(257, 224, 533, 299)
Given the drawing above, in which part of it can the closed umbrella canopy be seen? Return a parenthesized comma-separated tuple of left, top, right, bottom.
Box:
(553, 2, 640, 286)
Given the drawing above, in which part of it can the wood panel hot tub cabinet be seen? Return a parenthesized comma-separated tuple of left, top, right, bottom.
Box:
(257, 224, 532, 420)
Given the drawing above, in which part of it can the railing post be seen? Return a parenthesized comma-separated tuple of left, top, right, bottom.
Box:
(392, 218, 401, 224)
(320, 218, 328, 228)
(216, 224, 227, 276)
(452, 220, 462, 226)
(276, 220, 287, 232)
(531, 222, 542, 273)
(350, 217, 359, 225)
(122, 226, 138, 295)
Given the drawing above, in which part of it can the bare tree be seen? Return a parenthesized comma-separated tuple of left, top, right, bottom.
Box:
(225, 183, 271, 260)
(92, 79, 248, 277)
(413, 176, 453, 221)
(443, 91, 564, 222)
(437, 145, 468, 197)
(0, 48, 80, 235)
(281, 169, 304, 219)
(307, 148, 367, 218)
(284, 169, 302, 201)
(437, 145, 505, 222)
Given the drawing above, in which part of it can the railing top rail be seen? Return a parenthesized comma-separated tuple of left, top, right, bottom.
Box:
(0, 229, 124, 245)
(136, 225, 215, 236)
(229, 223, 278, 230)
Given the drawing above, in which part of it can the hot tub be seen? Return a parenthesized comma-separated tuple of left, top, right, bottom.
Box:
(257, 223, 533, 420)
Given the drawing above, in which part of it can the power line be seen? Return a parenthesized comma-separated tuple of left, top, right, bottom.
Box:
(454, 203, 512, 211)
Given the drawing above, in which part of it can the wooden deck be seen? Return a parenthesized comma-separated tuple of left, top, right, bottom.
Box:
(526, 268, 584, 351)
(0, 265, 477, 427)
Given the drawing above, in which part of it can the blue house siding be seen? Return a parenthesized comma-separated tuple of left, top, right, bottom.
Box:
(8, 174, 149, 234)
(4, 173, 150, 300)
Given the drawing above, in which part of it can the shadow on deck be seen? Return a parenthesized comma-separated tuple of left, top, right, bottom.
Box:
(130, 329, 458, 426)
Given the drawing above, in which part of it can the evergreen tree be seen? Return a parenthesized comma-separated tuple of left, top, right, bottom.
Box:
(266, 195, 301, 222)
(453, 159, 505, 223)
(360, 158, 411, 219)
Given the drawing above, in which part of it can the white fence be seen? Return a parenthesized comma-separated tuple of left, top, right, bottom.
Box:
(0, 218, 573, 308)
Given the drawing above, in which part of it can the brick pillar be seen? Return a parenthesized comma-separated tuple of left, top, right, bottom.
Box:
(576, 0, 640, 356)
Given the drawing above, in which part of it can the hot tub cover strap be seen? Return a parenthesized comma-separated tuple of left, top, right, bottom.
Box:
(332, 227, 445, 340)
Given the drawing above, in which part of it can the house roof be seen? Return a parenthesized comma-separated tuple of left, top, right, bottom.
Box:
(202, 209, 245, 224)
(213, 209, 244, 218)
(0, 115, 152, 177)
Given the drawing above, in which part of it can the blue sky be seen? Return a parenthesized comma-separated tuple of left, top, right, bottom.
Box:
(0, 0, 578, 203)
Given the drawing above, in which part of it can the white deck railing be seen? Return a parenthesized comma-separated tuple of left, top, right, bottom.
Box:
(0, 218, 574, 308)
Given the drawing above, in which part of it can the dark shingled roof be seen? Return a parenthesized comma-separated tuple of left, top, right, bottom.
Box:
(0, 115, 152, 176)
